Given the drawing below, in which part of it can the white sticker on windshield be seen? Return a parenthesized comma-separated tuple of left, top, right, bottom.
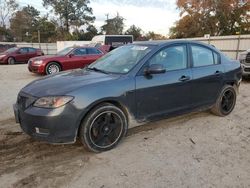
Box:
(131, 46, 148, 51)
(123, 68, 129, 72)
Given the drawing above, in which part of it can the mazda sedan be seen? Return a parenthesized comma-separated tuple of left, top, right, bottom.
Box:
(14, 41, 242, 152)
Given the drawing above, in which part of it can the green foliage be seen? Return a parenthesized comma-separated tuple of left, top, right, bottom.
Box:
(125, 25, 142, 41)
(43, 0, 95, 32)
(170, 0, 250, 38)
(9, 5, 57, 42)
(101, 14, 124, 35)
(0, 0, 18, 27)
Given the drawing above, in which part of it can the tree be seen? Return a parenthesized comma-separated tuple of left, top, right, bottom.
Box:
(101, 13, 124, 35)
(10, 6, 57, 42)
(10, 10, 33, 41)
(0, 26, 13, 41)
(36, 17, 57, 42)
(145, 31, 167, 40)
(125, 25, 142, 41)
(170, 0, 250, 38)
(0, 0, 18, 28)
(43, 0, 95, 33)
(82, 25, 98, 40)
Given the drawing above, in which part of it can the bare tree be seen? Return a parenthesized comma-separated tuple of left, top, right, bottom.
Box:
(0, 0, 18, 28)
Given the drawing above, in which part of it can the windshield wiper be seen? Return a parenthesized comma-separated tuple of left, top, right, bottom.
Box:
(86, 67, 109, 74)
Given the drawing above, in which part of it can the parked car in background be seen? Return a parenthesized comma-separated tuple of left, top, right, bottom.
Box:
(28, 46, 105, 75)
(239, 49, 250, 78)
(90, 35, 133, 52)
(0, 47, 44, 64)
(14, 40, 242, 152)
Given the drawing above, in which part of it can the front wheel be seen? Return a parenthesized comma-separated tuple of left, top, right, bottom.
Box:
(7, 57, 15, 65)
(211, 85, 237, 116)
(79, 103, 128, 152)
(45, 62, 61, 75)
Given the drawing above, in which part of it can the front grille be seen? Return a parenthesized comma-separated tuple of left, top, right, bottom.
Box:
(244, 68, 250, 72)
(246, 53, 250, 64)
(17, 92, 37, 110)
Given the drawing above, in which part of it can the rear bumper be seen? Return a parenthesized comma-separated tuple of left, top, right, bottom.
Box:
(14, 100, 80, 144)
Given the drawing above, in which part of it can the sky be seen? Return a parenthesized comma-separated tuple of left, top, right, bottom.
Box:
(18, 0, 180, 36)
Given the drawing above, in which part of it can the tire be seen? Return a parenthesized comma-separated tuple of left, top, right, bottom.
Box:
(211, 85, 237, 116)
(7, 57, 15, 65)
(79, 103, 128, 153)
(45, 62, 61, 75)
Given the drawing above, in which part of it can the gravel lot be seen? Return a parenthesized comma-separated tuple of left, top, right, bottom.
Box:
(0, 64, 250, 188)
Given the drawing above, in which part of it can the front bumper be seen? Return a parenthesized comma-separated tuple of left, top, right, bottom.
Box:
(28, 60, 45, 74)
(13, 92, 80, 144)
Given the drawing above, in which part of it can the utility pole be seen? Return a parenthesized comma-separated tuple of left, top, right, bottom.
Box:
(38, 30, 41, 49)
(105, 13, 109, 21)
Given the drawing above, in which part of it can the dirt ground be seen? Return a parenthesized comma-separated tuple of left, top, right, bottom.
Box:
(0, 64, 250, 188)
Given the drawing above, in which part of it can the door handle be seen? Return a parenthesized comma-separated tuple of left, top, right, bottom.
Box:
(214, 70, 222, 75)
(179, 75, 190, 82)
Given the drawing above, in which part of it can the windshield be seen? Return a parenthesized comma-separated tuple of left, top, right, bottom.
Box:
(5, 47, 18, 53)
(57, 47, 74, 56)
(88, 45, 152, 74)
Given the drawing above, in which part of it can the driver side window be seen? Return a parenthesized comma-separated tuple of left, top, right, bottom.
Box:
(148, 45, 187, 71)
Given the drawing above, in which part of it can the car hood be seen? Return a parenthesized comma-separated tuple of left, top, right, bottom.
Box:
(21, 69, 120, 97)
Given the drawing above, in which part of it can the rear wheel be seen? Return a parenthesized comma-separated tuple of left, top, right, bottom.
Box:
(45, 62, 61, 75)
(7, 57, 15, 65)
(79, 103, 128, 152)
(211, 85, 237, 116)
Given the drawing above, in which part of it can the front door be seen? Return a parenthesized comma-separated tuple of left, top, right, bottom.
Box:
(135, 44, 192, 120)
(16, 48, 29, 62)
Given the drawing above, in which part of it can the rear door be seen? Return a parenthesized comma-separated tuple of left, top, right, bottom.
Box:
(27, 48, 38, 60)
(135, 44, 193, 120)
(190, 44, 224, 107)
(86, 48, 104, 65)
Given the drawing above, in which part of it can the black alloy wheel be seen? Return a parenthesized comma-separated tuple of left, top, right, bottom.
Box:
(80, 103, 128, 152)
(211, 85, 237, 116)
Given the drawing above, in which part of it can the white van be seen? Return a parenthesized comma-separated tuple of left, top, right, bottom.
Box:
(91, 35, 133, 47)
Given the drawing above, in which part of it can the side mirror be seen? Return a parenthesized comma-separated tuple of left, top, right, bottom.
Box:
(144, 64, 166, 75)
(69, 54, 74, 58)
(16, 51, 21, 54)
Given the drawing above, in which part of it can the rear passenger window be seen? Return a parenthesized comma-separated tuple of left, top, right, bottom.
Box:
(87, 48, 102, 55)
(29, 48, 36, 52)
(148, 45, 187, 71)
(191, 45, 214, 67)
(73, 48, 87, 56)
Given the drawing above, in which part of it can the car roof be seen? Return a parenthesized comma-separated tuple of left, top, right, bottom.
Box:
(134, 40, 207, 46)
(134, 40, 218, 51)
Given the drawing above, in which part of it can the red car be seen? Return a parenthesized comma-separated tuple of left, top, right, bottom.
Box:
(0, 47, 44, 64)
(28, 46, 105, 75)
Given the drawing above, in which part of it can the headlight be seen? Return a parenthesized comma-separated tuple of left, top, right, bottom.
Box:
(239, 53, 247, 60)
(33, 60, 43, 65)
(0, 54, 6, 59)
(33, 96, 74, 108)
